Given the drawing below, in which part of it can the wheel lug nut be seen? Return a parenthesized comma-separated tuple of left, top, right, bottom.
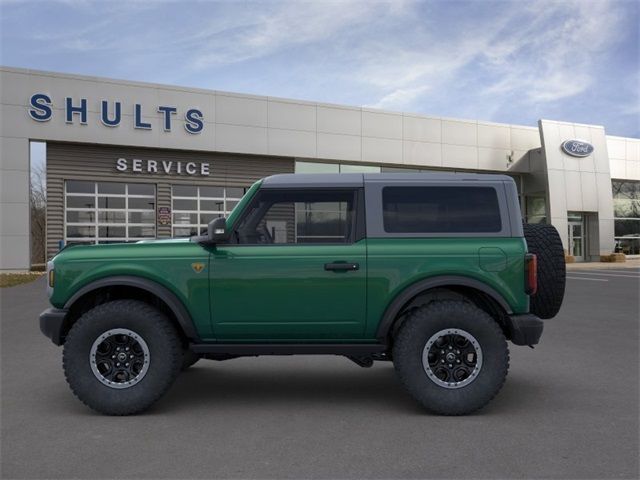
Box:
(441, 359, 445, 363)
(440, 350, 444, 354)
(456, 350, 460, 354)
(456, 360, 461, 363)
(126, 347, 130, 351)
(111, 355, 115, 359)
(116, 363, 120, 367)
(448, 364, 453, 368)
(125, 363, 129, 367)
(449, 346, 452, 350)
(130, 355, 134, 358)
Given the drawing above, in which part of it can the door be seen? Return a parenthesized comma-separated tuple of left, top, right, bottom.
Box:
(567, 212, 584, 261)
(210, 188, 366, 341)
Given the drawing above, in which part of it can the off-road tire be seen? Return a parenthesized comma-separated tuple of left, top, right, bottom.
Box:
(523, 223, 566, 319)
(393, 301, 509, 415)
(63, 299, 182, 415)
(181, 350, 200, 371)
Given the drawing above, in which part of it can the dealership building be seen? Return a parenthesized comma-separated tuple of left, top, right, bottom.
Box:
(1, 66, 639, 270)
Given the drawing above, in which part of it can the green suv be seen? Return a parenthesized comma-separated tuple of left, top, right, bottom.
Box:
(40, 173, 566, 415)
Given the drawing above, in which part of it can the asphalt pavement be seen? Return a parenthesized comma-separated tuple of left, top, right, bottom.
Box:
(1, 272, 638, 479)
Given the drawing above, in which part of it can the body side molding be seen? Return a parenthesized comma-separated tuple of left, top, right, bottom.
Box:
(64, 275, 200, 340)
(375, 275, 513, 341)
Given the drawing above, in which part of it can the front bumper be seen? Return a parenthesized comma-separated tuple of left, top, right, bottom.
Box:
(39, 308, 68, 346)
(506, 314, 544, 346)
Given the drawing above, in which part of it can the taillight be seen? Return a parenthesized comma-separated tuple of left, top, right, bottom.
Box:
(525, 253, 537, 295)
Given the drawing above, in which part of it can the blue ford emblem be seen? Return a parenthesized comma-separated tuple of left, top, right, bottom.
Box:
(561, 139, 594, 157)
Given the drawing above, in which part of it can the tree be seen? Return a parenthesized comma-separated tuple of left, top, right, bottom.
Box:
(30, 163, 46, 267)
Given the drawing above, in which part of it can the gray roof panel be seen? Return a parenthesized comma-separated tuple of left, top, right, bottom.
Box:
(261, 172, 515, 188)
(261, 173, 364, 188)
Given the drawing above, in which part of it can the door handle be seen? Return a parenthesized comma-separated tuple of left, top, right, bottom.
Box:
(324, 262, 359, 271)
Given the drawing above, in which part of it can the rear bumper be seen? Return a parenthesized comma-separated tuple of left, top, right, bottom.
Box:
(506, 314, 544, 346)
(39, 308, 68, 346)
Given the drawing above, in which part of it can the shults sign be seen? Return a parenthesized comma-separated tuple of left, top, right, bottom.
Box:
(27, 93, 204, 134)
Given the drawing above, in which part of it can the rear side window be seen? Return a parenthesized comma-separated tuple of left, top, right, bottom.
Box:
(382, 186, 502, 233)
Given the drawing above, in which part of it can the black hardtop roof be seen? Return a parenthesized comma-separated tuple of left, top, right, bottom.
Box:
(261, 172, 515, 188)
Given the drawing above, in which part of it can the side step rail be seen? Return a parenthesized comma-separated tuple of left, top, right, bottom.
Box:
(190, 343, 388, 356)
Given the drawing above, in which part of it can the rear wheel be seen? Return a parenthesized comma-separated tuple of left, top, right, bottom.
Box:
(523, 223, 566, 319)
(393, 301, 509, 415)
(63, 299, 183, 415)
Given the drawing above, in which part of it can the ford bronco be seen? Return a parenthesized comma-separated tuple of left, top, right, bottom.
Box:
(40, 173, 566, 415)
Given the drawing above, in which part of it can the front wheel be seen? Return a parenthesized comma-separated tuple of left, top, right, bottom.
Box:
(393, 301, 509, 415)
(63, 299, 183, 415)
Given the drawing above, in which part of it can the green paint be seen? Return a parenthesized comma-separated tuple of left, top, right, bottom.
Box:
(49, 182, 530, 343)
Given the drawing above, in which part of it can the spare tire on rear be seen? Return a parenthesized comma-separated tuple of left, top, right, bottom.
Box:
(523, 223, 566, 319)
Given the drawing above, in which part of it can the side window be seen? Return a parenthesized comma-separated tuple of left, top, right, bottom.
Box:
(235, 190, 356, 244)
(382, 186, 502, 233)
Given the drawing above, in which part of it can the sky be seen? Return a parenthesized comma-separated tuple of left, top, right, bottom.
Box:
(1, 0, 639, 138)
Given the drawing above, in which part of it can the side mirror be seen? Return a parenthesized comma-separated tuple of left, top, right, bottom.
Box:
(207, 216, 229, 244)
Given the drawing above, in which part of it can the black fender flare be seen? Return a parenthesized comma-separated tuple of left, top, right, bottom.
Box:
(375, 275, 513, 341)
(64, 275, 200, 341)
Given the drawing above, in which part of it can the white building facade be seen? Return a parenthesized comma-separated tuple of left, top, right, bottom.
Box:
(1, 66, 639, 269)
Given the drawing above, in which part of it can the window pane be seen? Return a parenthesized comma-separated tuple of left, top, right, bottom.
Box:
(236, 190, 354, 244)
(527, 197, 546, 217)
(128, 198, 155, 210)
(340, 164, 380, 173)
(128, 211, 155, 223)
(128, 183, 155, 196)
(128, 226, 155, 238)
(296, 206, 346, 237)
(172, 185, 197, 197)
(225, 187, 246, 198)
(382, 167, 421, 173)
(67, 210, 95, 223)
(226, 200, 239, 211)
(67, 196, 95, 208)
(612, 180, 640, 200)
(295, 161, 339, 173)
(66, 181, 94, 194)
(173, 213, 198, 225)
(201, 213, 223, 224)
(382, 186, 502, 233)
(614, 199, 640, 219)
(615, 237, 640, 255)
(200, 186, 224, 198)
(67, 226, 95, 238)
(98, 226, 126, 238)
(98, 182, 125, 194)
(201, 199, 224, 211)
(172, 199, 197, 210)
(173, 227, 198, 237)
(98, 211, 126, 223)
(98, 197, 125, 209)
(614, 219, 640, 237)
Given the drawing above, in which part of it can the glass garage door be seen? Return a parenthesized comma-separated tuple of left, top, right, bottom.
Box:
(171, 185, 246, 237)
(65, 180, 156, 245)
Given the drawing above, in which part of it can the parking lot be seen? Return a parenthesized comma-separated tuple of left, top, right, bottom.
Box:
(1, 270, 638, 480)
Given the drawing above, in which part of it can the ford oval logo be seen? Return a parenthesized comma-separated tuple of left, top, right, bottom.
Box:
(561, 139, 594, 157)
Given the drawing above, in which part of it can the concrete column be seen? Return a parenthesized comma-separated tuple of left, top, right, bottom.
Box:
(0, 136, 30, 270)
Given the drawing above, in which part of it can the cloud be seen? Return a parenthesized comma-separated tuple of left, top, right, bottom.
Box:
(356, 0, 624, 113)
(1, 0, 636, 136)
(480, 0, 622, 103)
(189, 1, 407, 69)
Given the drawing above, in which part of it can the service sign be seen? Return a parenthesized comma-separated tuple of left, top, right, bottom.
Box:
(561, 139, 594, 157)
(116, 157, 210, 176)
